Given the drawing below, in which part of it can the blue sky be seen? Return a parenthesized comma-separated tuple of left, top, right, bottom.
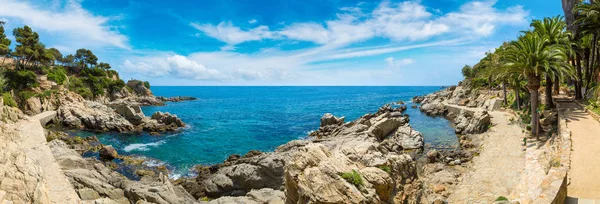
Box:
(0, 0, 563, 85)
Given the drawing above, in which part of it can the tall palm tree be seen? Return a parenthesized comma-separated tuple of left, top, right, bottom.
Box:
(503, 32, 572, 138)
(530, 16, 572, 109)
(574, 1, 600, 98)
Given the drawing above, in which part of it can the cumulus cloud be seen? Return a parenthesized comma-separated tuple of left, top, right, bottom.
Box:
(194, 0, 526, 48)
(123, 55, 226, 80)
(385, 57, 415, 70)
(0, 0, 129, 49)
(190, 21, 275, 50)
(248, 19, 257, 24)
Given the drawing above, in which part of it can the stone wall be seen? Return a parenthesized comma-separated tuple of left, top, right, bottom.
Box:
(530, 103, 572, 203)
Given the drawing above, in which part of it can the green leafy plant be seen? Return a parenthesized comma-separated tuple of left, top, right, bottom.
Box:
(47, 66, 67, 85)
(17, 90, 35, 101)
(143, 81, 150, 89)
(378, 165, 391, 174)
(495, 196, 509, 202)
(2, 92, 17, 107)
(340, 170, 363, 187)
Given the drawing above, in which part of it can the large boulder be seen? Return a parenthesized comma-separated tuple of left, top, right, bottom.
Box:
(420, 100, 447, 116)
(320, 113, 345, 127)
(99, 145, 118, 160)
(454, 110, 491, 134)
(151, 112, 185, 128)
(114, 104, 145, 125)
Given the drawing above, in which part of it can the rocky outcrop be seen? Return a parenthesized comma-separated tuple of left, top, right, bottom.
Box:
(158, 96, 198, 102)
(115, 104, 145, 125)
(49, 140, 197, 204)
(0, 105, 26, 122)
(151, 112, 185, 128)
(127, 80, 153, 97)
(57, 93, 137, 132)
(57, 92, 185, 133)
(182, 104, 423, 203)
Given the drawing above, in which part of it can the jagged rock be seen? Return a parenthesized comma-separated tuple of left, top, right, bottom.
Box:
(24, 97, 43, 115)
(426, 149, 439, 163)
(320, 113, 345, 127)
(114, 104, 145, 125)
(454, 110, 491, 134)
(360, 167, 394, 202)
(57, 93, 137, 132)
(200, 188, 285, 204)
(0, 105, 26, 123)
(420, 100, 447, 116)
(367, 116, 402, 141)
(99, 145, 118, 160)
(49, 140, 197, 204)
(412, 96, 425, 103)
(151, 112, 185, 128)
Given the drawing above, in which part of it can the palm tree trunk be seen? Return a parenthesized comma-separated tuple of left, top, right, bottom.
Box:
(527, 75, 541, 139)
(503, 81, 508, 106)
(554, 75, 560, 95)
(515, 88, 521, 111)
(545, 74, 554, 109)
(576, 53, 583, 100)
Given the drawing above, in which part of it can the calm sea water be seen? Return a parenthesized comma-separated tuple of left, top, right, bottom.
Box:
(77, 86, 457, 177)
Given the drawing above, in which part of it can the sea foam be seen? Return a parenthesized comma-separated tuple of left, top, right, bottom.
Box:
(123, 141, 165, 152)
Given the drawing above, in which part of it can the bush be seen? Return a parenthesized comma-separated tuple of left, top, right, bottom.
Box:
(378, 165, 391, 174)
(47, 66, 67, 85)
(17, 90, 36, 101)
(3, 93, 17, 107)
(5, 70, 39, 90)
(471, 77, 488, 88)
(107, 70, 119, 78)
(340, 170, 363, 187)
(495, 196, 508, 202)
(75, 87, 93, 99)
(108, 79, 125, 93)
(68, 76, 86, 91)
(143, 81, 150, 89)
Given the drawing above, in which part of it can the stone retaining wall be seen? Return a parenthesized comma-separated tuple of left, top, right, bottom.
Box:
(531, 103, 572, 203)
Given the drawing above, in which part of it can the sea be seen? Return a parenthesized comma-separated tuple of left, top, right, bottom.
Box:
(72, 86, 457, 178)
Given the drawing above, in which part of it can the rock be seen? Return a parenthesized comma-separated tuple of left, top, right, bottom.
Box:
(452, 159, 461, 165)
(151, 111, 185, 128)
(114, 104, 145, 125)
(360, 167, 394, 202)
(99, 145, 118, 160)
(433, 184, 446, 193)
(157, 96, 197, 102)
(412, 96, 425, 103)
(0, 105, 26, 123)
(426, 150, 439, 163)
(320, 113, 345, 127)
(420, 100, 447, 116)
(78, 188, 101, 200)
(24, 97, 43, 115)
(57, 92, 137, 132)
(411, 104, 417, 109)
(454, 110, 491, 134)
(135, 170, 156, 177)
(126, 80, 153, 96)
(367, 117, 402, 141)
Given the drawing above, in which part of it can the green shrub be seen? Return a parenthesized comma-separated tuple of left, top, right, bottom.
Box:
(17, 90, 36, 101)
(340, 170, 363, 187)
(108, 79, 125, 93)
(68, 76, 85, 90)
(5, 70, 39, 90)
(495, 196, 508, 201)
(37, 90, 56, 100)
(143, 81, 150, 89)
(2, 93, 17, 107)
(378, 165, 391, 174)
(471, 77, 488, 88)
(47, 66, 67, 85)
(107, 70, 119, 78)
(75, 87, 93, 99)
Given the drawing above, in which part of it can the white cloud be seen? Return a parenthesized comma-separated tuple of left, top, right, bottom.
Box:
(190, 21, 275, 49)
(122, 55, 226, 80)
(439, 1, 528, 36)
(0, 0, 129, 49)
(248, 19, 257, 24)
(385, 57, 415, 70)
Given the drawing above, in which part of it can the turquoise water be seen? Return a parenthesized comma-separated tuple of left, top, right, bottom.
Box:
(81, 86, 456, 177)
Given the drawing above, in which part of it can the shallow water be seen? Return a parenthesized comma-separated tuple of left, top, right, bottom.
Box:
(72, 86, 457, 177)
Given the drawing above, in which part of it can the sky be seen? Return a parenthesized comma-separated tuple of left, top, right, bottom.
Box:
(0, 0, 564, 86)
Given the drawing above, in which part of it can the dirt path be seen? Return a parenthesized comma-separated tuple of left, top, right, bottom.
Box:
(17, 111, 81, 203)
(446, 105, 527, 203)
(561, 102, 600, 199)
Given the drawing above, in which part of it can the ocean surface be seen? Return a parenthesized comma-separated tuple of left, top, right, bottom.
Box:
(74, 86, 457, 178)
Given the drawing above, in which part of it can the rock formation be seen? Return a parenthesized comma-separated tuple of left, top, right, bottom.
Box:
(180, 104, 424, 203)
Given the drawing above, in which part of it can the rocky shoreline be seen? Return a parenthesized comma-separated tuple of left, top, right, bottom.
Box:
(1, 79, 507, 203)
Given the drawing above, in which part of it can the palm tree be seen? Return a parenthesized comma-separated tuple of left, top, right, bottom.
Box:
(503, 32, 572, 138)
(530, 16, 572, 109)
(574, 1, 600, 98)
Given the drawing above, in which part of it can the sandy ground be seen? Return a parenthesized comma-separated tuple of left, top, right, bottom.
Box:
(445, 104, 527, 203)
(563, 102, 600, 199)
